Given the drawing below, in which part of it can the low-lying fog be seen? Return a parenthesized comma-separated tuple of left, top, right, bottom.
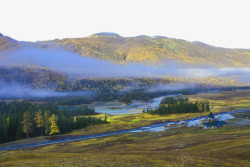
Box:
(0, 81, 94, 99)
(0, 46, 249, 99)
(0, 47, 249, 79)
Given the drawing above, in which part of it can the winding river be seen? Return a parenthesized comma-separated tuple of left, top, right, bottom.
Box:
(92, 95, 169, 115)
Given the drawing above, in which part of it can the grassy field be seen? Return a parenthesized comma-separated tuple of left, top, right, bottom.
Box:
(183, 90, 250, 113)
(0, 125, 249, 166)
(0, 90, 249, 166)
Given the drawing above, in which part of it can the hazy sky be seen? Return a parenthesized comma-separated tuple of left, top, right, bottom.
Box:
(1, 0, 250, 49)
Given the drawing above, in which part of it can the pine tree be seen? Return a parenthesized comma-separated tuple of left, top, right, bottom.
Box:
(206, 101, 210, 111)
(208, 112, 214, 119)
(0, 116, 8, 143)
(49, 114, 60, 135)
(34, 110, 44, 136)
(104, 113, 107, 122)
(44, 110, 51, 135)
(21, 111, 33, 138)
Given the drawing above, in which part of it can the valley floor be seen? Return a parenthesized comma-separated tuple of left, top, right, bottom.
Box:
(0, 90, 249, 166)
(0, 123, 249, 166)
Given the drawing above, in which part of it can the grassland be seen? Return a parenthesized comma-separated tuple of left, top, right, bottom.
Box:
(0, 125, 249, 166)
(183, 90, 250, 113)
(0, 90, 249, 166)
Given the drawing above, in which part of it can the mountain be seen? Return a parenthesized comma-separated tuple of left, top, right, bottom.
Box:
(54, 33, 250, 67)
(92, 32, 121, 37)
(0, 33, 250, 67)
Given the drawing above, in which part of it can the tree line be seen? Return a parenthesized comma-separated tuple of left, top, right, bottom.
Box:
(144, 97, 210, 115)
(0, 101, 108, 144)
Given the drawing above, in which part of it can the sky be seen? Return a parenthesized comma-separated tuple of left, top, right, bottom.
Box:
(1, 0, 250, 49)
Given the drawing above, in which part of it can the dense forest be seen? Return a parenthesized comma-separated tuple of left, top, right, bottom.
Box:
(145, 97, 210, 115)
(1, 66, 249, 105)
(0, 101, 107, 144)
(0, 67, 174, 91)
(1, 66, 248, 92)
(28, 87, 202, 106)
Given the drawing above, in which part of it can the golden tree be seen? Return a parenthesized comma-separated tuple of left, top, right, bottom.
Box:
(49, 114, 60, 135)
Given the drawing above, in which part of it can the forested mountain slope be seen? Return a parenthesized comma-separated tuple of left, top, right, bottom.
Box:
(54, 33, 250, 67)
(1, 32, 250, 67)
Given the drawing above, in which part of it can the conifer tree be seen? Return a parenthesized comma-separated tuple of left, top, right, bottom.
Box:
(21, 111, 33, 138)
(208, 112, 214, 119)
(206, 101, 210, 111)
(104, 113, 107, 122)
(44, 110, 51, 135)
(34, 110, 44, 136)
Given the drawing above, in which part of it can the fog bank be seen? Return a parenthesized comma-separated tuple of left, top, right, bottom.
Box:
(0, 46, 249, 82)
(0, 81, 94, 99)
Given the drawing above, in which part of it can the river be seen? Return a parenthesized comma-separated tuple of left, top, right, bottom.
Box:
(92, 95, 169, 115)
(61, 95, 174, 115)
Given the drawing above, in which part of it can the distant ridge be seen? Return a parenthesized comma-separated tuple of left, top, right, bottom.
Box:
(153, 35, 168, 39)
(0, 33, 3, 37)
(92, 32, 120, 37)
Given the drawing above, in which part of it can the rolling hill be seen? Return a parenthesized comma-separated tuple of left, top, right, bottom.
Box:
(0, 32, 250, 67)
(54, 33, 250, 67)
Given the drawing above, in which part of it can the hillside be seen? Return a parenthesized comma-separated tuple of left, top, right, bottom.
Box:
(1, 33, 250, 67)
(0, 34, 19, 51)
(54, 33, 250, 67)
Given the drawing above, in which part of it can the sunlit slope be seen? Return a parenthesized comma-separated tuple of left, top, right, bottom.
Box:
(55, 34, 250, 67)
(1, 33, 250, 67)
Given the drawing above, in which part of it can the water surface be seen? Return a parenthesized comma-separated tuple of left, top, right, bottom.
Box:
(92, 95, 170, 115)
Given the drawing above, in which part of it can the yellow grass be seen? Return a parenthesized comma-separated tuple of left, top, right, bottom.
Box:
(184, 90, 250, 113)
(1, 126, 249, 166)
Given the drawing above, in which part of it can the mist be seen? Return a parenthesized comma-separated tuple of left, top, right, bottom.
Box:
(0, 81, 95, 99)
(0, 46, 249, 82)
(146, 82, 197, 93)
(0, 44, 249, 100)
(0, 47, 175, 78)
